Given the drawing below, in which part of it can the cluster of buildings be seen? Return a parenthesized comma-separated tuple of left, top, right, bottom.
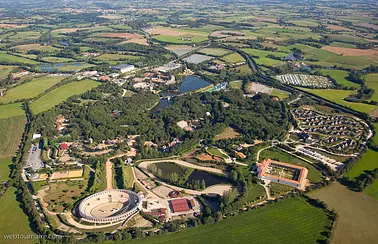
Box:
(293, 108, 366, 153)
(257, 158, 308, 190)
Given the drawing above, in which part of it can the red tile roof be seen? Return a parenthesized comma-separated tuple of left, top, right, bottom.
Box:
(171, 199, 190, 213)
(59, 143, 69, 150)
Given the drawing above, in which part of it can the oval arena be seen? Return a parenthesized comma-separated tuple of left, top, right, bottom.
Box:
(77, 189, 141, 224)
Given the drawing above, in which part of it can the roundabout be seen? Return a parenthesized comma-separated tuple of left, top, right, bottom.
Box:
(77, 189, 141, 224)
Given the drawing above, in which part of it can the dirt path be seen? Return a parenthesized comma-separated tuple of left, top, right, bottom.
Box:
(139, 159, 226, 175)
(105, 153, 130, 190)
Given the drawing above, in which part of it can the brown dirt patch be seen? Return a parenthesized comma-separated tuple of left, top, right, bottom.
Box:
(326, 24, 353, 31)
(195, 153, 223, 162)
(357, 23, 378, 31)
(100, 33, 148, 45)
(369, 108, 378, 118)
(215, 127, 240, 140)
(322, 46, 378, 58)
(52, 28, 80, 33)
(0, 24, 28, 29)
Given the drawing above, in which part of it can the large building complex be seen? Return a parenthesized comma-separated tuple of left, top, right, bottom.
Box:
(257, 158, 308, 190)
(77, 189, 141, 224)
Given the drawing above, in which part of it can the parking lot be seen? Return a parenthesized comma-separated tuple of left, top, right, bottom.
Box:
(24, 143, 44, 171)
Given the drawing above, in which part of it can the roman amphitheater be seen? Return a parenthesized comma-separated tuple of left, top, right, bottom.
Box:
(77, 189, 141, 224)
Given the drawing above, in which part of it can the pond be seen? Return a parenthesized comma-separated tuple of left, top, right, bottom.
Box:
(153, 98, 174, 113)
(153, 162, 187, 179)
(178, 75, 211, 94)
(186, 170, 229, 187)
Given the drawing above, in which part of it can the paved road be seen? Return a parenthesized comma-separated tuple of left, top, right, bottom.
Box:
(24, 143, 43, 171)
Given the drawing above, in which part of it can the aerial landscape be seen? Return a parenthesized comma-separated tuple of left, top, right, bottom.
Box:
(0, 0, 377, 243)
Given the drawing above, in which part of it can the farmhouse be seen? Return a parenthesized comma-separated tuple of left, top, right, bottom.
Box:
(112, 64, 135, 73)
(257, 158, 308, 190)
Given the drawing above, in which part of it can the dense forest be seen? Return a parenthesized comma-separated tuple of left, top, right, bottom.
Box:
(32, 83, 289, 153)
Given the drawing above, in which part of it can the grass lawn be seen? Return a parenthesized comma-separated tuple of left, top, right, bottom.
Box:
(0, 187, 35, 244)
(232, 65, 252, 75)
(123, 197, 330, 244)
(95, 54, 142, 61)
(364, 73, 378, 102)
(0, 116, 26, 157)
(345, 149, 378, 179)
(123, 165, 134, 189)
(43, 181, 87, 212)
(229, 80, 243, 89)
(260, 147, 323, 183)
(30, 79, 101, 114)
(198, 48, 231, 57)
(269, 182, 295, 197)
(330, 42, 357, 48)
(154, 35, 208, 44)
(271, 89, 290, 99)
(319, 69, 360, 89)
(0, 75, 65, 104)
(245, 184, 266, 202)
(0, 65, 15, 80)
(214, 127, 240, 140)
(220, 53, 245, 64)
(14, 44, 60, 53)
(364, 180, 378, 201)
(207, 147, 227, 159)
(0, 103, 25, 119)
(372, 123, 378, 145)
(0, 157, 12, 181)
(0, 53, 39, 65)
(300, 88, 377, 114)
(309, 182, 378, 244)
(41, 57, 75, 63)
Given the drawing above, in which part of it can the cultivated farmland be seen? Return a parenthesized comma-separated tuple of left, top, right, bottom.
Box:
(0, 188, 34, 244)
(309, 182, 378, 244)
(0, 103, 25, 119)
(0, 116, 26, 156)
(300, 88, 377, 114)
(0, 75, 65, 104)
(127, 197, 330, 244)
(0, 53, 39, 65)
(30, 79, 101, 114)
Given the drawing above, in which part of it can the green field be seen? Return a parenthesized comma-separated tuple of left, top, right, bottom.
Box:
(345, 149, 378, 179)
(124, 197, 329, 244)
(271, 89, 291, 99)
(207, 147, 227, 159)
(300, 88, 377, 114)
(364, 73, 378, 102)
(245, 184, 266, 202)
(0, 103, 25, 119)
(95, 54, 142, 61)
(0, 116, 26, 156)
(309, 182, 378, 244)
(373, 123, 378, 145)
(41, 57, 74, 63)
(0, 157, 12, 181)
(30, 79, 101, 114)
(260, 147, 323, 183)
(365, 180, 378, 201)
(242, 48, 286, 66)
(330, 42, 357, 48)
(198, 48, 231, 57)
(154, 35, 208, 44)
(0, 76, 65, 104)
(0, 53, 39, 65)
(0, 66, 15, 80)
(319, 69, 360, 89)
(220, 53, 245, 64)
(0, 188, 35, 244)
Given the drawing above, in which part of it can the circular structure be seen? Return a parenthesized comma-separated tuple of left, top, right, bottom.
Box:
(77, 189, 141, 224)
(168, 190, 182, 198)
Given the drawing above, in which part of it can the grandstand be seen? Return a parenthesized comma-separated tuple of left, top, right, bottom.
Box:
(77, 189, 141, 224)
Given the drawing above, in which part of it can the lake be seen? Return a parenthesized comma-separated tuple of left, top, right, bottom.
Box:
(178, 75, 211, 93)
(186, 170, 229, 187)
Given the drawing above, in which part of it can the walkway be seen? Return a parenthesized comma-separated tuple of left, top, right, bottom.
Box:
(139, 159, 226, 175)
